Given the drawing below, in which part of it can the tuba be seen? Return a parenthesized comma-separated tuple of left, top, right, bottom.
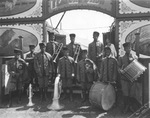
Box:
(47, 76, 64, 110)
(52, 43, 63, 63)
(73, 44, 81, 63)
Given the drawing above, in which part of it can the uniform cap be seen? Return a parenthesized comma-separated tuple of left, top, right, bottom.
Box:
(82, 49, 88, 54)
(93, 31, 99, 36)
(48, 32, 55, 36)
(69, 33, 76, 37)
(123, 42, 131, 48)
(29, 45, 35, 48)
(39, 42, 46, 47)
(63, 46, 69, 51)
(18, 36, 23, 38)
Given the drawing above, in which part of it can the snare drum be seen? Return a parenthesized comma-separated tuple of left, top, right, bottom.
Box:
(121, 60, 146, 82)
(89, 82, 116, 111)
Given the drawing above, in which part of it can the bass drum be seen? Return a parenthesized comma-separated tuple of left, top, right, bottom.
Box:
(89, 82, 116, 111)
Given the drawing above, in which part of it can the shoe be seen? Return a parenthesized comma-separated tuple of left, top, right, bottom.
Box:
(6, 103, 12, 108)
(70, 96, 73, 102)
(81, 98, 86, 103)
(123, 105, 129, 114)
(60, 94, 67, 100)
(17, 100, 21, 104)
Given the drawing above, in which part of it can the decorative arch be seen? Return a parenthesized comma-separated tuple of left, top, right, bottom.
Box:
(45, 0, 116, 19)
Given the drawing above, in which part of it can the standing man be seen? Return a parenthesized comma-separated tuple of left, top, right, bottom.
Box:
(99, 47, 117, 83)
(46, 32, 59, 83)
(67, 33, 82, 62)
(46, 32, 59, 56)
(67, 33, 82, 84)
(88, 31, 104, 71)
(34, 42, 53, 102)
(25, 45, 37, 88)
(118, 42, 138, 113)
(57, 47, 74, 101)
(7, 48, 27, 107)
(77, 50, 97, 103)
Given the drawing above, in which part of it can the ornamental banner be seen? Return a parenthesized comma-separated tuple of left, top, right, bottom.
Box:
(46, 0, 116, 18)
(0, 0, 43, 20)
(117, 0, 150, 17)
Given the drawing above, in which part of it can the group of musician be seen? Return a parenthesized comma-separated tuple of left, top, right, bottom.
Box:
(6, 31, 140, 114)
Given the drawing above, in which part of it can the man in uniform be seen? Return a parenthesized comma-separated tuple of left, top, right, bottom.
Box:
(46, 32, 59, 56)
(77, 50, 97, 103)
(118, 42, 138, 113)
(25, 45, 37, 89)
(46, 32, 59, 82)
(98, 47, 118, 105)
(88, 31, 104, 71)
(7, 48, 27, 107)
(67, 33, 82, 61)
(67, 33, 82, 84)
(34, 42, 53, 102)
(99, 47, 117, 83)
(57, 47, 74, 101)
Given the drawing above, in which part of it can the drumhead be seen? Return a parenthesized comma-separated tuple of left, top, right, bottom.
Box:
(101, 84, 116, 110)
(89, 82, 116, 111)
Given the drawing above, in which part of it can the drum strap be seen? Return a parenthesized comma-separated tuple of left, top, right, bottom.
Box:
(65, 58, 67, 78)
(106, 57, 109, 81)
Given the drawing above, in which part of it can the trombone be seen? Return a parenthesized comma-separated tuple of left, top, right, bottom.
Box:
(73, 44, 80, 63)
(53, 43, 63, 63)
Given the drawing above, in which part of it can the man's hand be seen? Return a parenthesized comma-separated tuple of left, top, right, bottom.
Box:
(11, 71, 16, 76)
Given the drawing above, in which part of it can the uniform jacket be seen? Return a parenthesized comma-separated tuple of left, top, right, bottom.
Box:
(118, 51, 138, 70)
(118, 51, 138, 81)
(77, 58, 97, 82)
(57, 56, 74, 78)
(67, 42, 81, 59)
(46, 41, 59, 55)
(7, 58, 26, 83)
(34, 52, 53, 77)
(88, 41, 104, 63)
(99, 56, 117, 82)
(25, 52, 36, 70)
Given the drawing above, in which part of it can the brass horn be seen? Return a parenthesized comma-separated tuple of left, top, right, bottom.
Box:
(53, 43, 63, 63)
(47, 76, 64, 110)
(27, 84, 34, 106)
(73, 44, 80, 63)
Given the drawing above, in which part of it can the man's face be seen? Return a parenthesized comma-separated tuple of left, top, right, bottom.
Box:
(105, 49, 111, 57)
(40, 46, 46, 52)
(93, 34, 98, 41)
(124, 46, 131, 54)
(70, 37, 75, 43)
(64, 50, 69, 56)
(106, 38, 110, 44)
(82, 53, 87, 59)
(49, 34, 55, 41)
(30, 47, 35, 52)
(15, 53, 21, 59)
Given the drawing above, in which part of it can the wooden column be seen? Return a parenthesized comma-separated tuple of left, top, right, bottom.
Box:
(135, 33, 140, 57)
(0, 57, 2, 105)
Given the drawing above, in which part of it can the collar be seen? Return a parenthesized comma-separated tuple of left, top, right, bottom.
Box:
(106, 55, 112, 58)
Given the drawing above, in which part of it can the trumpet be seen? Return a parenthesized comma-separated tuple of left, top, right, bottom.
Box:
(73, 44, 80, 63)
(53, 43, 63, 63)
